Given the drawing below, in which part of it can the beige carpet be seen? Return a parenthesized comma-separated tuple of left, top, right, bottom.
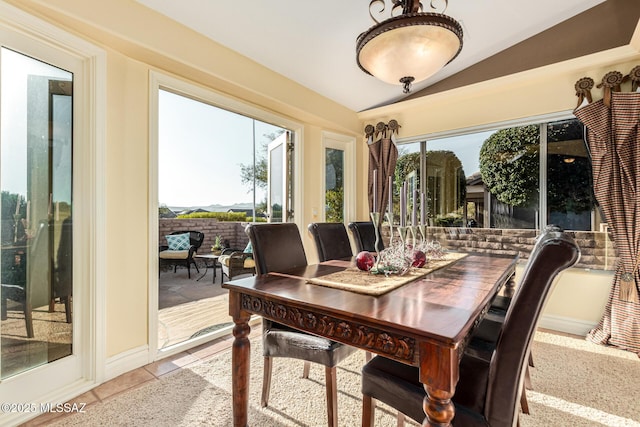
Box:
(50, 331, 640, 427)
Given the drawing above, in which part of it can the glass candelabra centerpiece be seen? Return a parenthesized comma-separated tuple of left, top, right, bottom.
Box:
(368, 172, 443, 275)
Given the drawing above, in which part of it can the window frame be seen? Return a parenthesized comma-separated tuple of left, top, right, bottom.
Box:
(394, 110, 595, 231)
(148, 71, 304, 360)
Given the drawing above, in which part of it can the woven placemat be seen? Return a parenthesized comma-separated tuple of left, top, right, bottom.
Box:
(307, 252, 468, 296)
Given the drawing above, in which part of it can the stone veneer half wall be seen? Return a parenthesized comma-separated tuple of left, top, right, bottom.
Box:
(380, 226, 615, 271)
(159, 219, 616, 271)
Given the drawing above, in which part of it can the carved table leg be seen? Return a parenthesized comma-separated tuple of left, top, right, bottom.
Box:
(230, 291, 252, 427)
(419, 342, 458, 427)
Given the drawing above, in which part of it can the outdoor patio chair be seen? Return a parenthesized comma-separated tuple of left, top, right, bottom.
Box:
(0, 220, 48, 338)
(159, 230, 204, 279)
(219, 246, 255, 280)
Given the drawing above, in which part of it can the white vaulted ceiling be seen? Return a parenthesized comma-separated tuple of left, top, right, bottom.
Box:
(136, 0, 605, 111)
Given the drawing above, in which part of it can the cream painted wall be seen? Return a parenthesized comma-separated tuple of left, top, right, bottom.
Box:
(358, 50, 640, 141)
(513, 265, 612, 334)
(6, 0, 364, 357)
(543, 268, 612, 323)
(105, 52, 150, 356)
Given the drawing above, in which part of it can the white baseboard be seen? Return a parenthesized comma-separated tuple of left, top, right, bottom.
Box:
(104, 345, 150, 381)
(538, 313, 597, 336)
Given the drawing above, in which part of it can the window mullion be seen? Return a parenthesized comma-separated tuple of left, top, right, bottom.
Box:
(539, 123, 548, 231)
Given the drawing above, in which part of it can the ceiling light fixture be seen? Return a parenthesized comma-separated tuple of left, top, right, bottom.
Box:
(356, 0, 463, 94)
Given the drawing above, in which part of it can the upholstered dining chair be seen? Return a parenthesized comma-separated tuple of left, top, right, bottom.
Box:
(360, 226, 580, 427)
(246, 222, 358, 427)
(158, 230, 204, 278)
(307, 222, 353, 262)
(347, 221, 384, 253)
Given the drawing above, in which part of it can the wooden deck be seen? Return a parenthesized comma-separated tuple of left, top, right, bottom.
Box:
(158, 264, 250, 348)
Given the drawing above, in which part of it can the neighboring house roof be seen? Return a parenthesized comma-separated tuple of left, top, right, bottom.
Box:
(466, 172, 483, 186)
(159, 208, 177, 218)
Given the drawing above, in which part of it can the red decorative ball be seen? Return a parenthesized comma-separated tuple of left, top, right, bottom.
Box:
(356, 251, 375, 271)
(412, 250, 427, 268)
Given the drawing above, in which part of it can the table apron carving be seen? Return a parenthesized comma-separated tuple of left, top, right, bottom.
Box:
(241, 293, 416, 363)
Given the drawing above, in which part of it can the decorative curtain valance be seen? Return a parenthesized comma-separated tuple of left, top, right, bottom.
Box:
(573, 66, 640, 355)
(365, 120, 399, 224)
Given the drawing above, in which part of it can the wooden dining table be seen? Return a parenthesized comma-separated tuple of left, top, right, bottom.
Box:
(222, 252, 517, 427)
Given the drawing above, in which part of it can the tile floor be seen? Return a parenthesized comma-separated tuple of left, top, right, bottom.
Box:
(20, 326, 263, 426)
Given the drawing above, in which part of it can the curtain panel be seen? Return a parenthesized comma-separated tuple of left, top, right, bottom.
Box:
(574, 68, 640, 354)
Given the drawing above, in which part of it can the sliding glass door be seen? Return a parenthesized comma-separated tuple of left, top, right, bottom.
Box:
(0, 47, 73, 379)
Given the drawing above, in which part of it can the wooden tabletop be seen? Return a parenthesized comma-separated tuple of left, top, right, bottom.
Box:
(224, 252, 516, 351)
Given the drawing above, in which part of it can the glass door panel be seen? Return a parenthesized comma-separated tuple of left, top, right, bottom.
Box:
(267, 132, 293, 223)
(0, 48, 73, 379)
(325, 148, 344, 222)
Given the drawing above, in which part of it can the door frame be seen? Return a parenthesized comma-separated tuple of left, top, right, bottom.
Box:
(321, 131, 356, 223)
(0, 2, 106, 423)
(148, 71, 304, 360)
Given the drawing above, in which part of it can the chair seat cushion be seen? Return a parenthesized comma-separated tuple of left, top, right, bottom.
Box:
(263, 323, 357, 367)
(219, 255, 255, 269)
(362, 354, 490, 426)
(470, 311, 505, 344)
(159, 250, 189, 260)
(489, 294, 511, 314)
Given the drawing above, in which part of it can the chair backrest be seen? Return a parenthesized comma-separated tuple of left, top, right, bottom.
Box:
(169, 230, 204, 250)
(484, 226, 580, 426)
(246, 223, 307, 275)
(307, 222, 353, 262)
(347, 221, 384, 253)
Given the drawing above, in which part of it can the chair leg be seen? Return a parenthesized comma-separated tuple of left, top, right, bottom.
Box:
(24, 300, 34, 338)
(325, 366, 338, 427)
(261, 356, 272, 407)
(524, 365, 532, 390)
(362, 394, 375, 427)
(396, 412, 406, 427)
(365, 351, 373, 362)
(64, 296, 72, 323)
(302, 361, 311, 379)
(520, 386, 530, 415)
(529, 352, 535, 367)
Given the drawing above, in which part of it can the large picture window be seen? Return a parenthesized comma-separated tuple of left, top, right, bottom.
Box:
(396, 117, 599, 232)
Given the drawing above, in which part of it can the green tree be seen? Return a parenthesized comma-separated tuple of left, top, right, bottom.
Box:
(547, 120, 593, 214)
(479, 121, 593, 215)
(479, 125, 540, 207)
(394, 150, 465, 222)
(325, 187, 344, 223)
(324, 148, 344, 222)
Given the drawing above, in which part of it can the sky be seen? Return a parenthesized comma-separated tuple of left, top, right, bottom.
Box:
(428, 131, 495, 177)
(158, 90, 284, 207)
